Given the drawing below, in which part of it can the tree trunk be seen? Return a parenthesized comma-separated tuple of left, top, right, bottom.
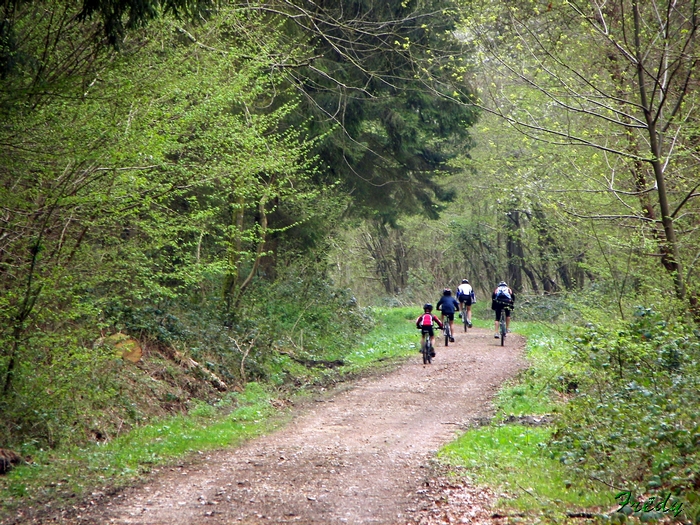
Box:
(505, 210, 524, 293)
(233, 195, 269, 310)
(632, 1, 686, 302)
(362, 222, 410, 295)
(223, 195, 246, 311)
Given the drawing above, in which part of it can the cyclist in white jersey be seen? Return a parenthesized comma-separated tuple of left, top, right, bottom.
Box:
(456, 279, 475, 328)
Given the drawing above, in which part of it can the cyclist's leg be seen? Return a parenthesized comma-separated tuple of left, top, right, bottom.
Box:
(505, 307, 512, 331)
(422, 329, 430, 352)
(494, 307, 501, 337)
(466, 304, 472, 325)
(428, 327, 436, 355)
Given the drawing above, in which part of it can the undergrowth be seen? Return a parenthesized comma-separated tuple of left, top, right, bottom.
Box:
(551, 307, 700, 523)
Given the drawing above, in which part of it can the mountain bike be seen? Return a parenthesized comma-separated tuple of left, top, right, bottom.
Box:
(460, 304, 469, 332)
(443, 317, 452, 346)
(499, 309, 507, 346)
(420, 329, 433, 364)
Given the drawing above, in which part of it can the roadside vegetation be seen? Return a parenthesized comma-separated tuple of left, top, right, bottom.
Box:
(439, 297, 700, 524)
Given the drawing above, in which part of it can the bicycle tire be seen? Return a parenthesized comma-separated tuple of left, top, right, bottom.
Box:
(500, 311, 506, 346)
(462, 302, 470, 332)
(421, 332, 432, 364)
(444, 324, 449, 346)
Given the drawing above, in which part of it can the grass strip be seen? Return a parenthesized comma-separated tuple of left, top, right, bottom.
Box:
(0, 382, 279, 516)
(439, 425, 606, 511)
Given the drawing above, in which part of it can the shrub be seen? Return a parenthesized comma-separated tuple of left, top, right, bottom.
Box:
(551, 308, 700, 500)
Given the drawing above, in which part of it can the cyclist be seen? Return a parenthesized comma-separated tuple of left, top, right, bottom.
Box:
(491, 281, 515, 338)
(456, 279, 475, 328)
(416, 303, 443, 356)
(436, 288, 459, 342)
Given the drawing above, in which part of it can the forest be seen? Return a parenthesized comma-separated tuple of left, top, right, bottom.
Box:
(1, 0, 699, 522)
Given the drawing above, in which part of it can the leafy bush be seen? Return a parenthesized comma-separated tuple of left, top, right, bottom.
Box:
(551, 308, 700, 501)
(226, 267, 370, 379)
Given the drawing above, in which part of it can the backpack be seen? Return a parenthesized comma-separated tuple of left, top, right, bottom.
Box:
(419, 313, 434, 326)
(495, 285, 511, 302)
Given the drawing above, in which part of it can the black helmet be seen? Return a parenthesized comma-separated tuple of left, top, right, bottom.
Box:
(443, 288, 452, 295)
(462, 279, 469, 283)
(423, 303, 433, 312)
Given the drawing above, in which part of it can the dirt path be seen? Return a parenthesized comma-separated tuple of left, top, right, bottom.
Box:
(49, 328, 526, 525)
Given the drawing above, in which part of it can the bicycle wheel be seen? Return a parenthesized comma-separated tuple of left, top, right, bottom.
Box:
(421, 332, 432, 364)
(463, 309, 469, 332)
(500, 312, 506, 346)
(444, 324, 449, 346)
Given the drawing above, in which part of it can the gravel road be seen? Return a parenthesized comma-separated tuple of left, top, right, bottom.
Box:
(31, 327, 526, 525)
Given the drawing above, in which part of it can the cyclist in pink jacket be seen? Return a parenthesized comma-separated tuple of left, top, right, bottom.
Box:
(416, 303, 443, 356)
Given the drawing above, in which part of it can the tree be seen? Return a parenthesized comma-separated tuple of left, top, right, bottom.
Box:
(1, 0, 214, 54)
(0, 7, 317, 393)
(244, 0, 480, 222)
(461, 0, 700, 314)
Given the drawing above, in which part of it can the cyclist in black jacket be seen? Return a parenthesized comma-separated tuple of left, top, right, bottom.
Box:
(436, 288, 460, 342)
(491, 281, 515, 338)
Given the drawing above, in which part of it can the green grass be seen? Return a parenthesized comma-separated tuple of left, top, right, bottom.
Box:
(439, 425, 607, 511)
(341, 306, 419, 369)
(437, 320, 611, 518)
(494, 322, 581, 418)
(0, 307, 419, 521)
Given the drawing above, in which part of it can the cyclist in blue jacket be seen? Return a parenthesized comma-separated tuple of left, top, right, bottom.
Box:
(436, 288, 460, 342)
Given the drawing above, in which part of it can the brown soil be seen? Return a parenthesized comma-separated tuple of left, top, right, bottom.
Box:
(28, 328, 527, 525)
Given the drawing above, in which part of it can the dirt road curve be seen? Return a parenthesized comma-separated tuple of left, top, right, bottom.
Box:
(52, 328, 526, 525)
